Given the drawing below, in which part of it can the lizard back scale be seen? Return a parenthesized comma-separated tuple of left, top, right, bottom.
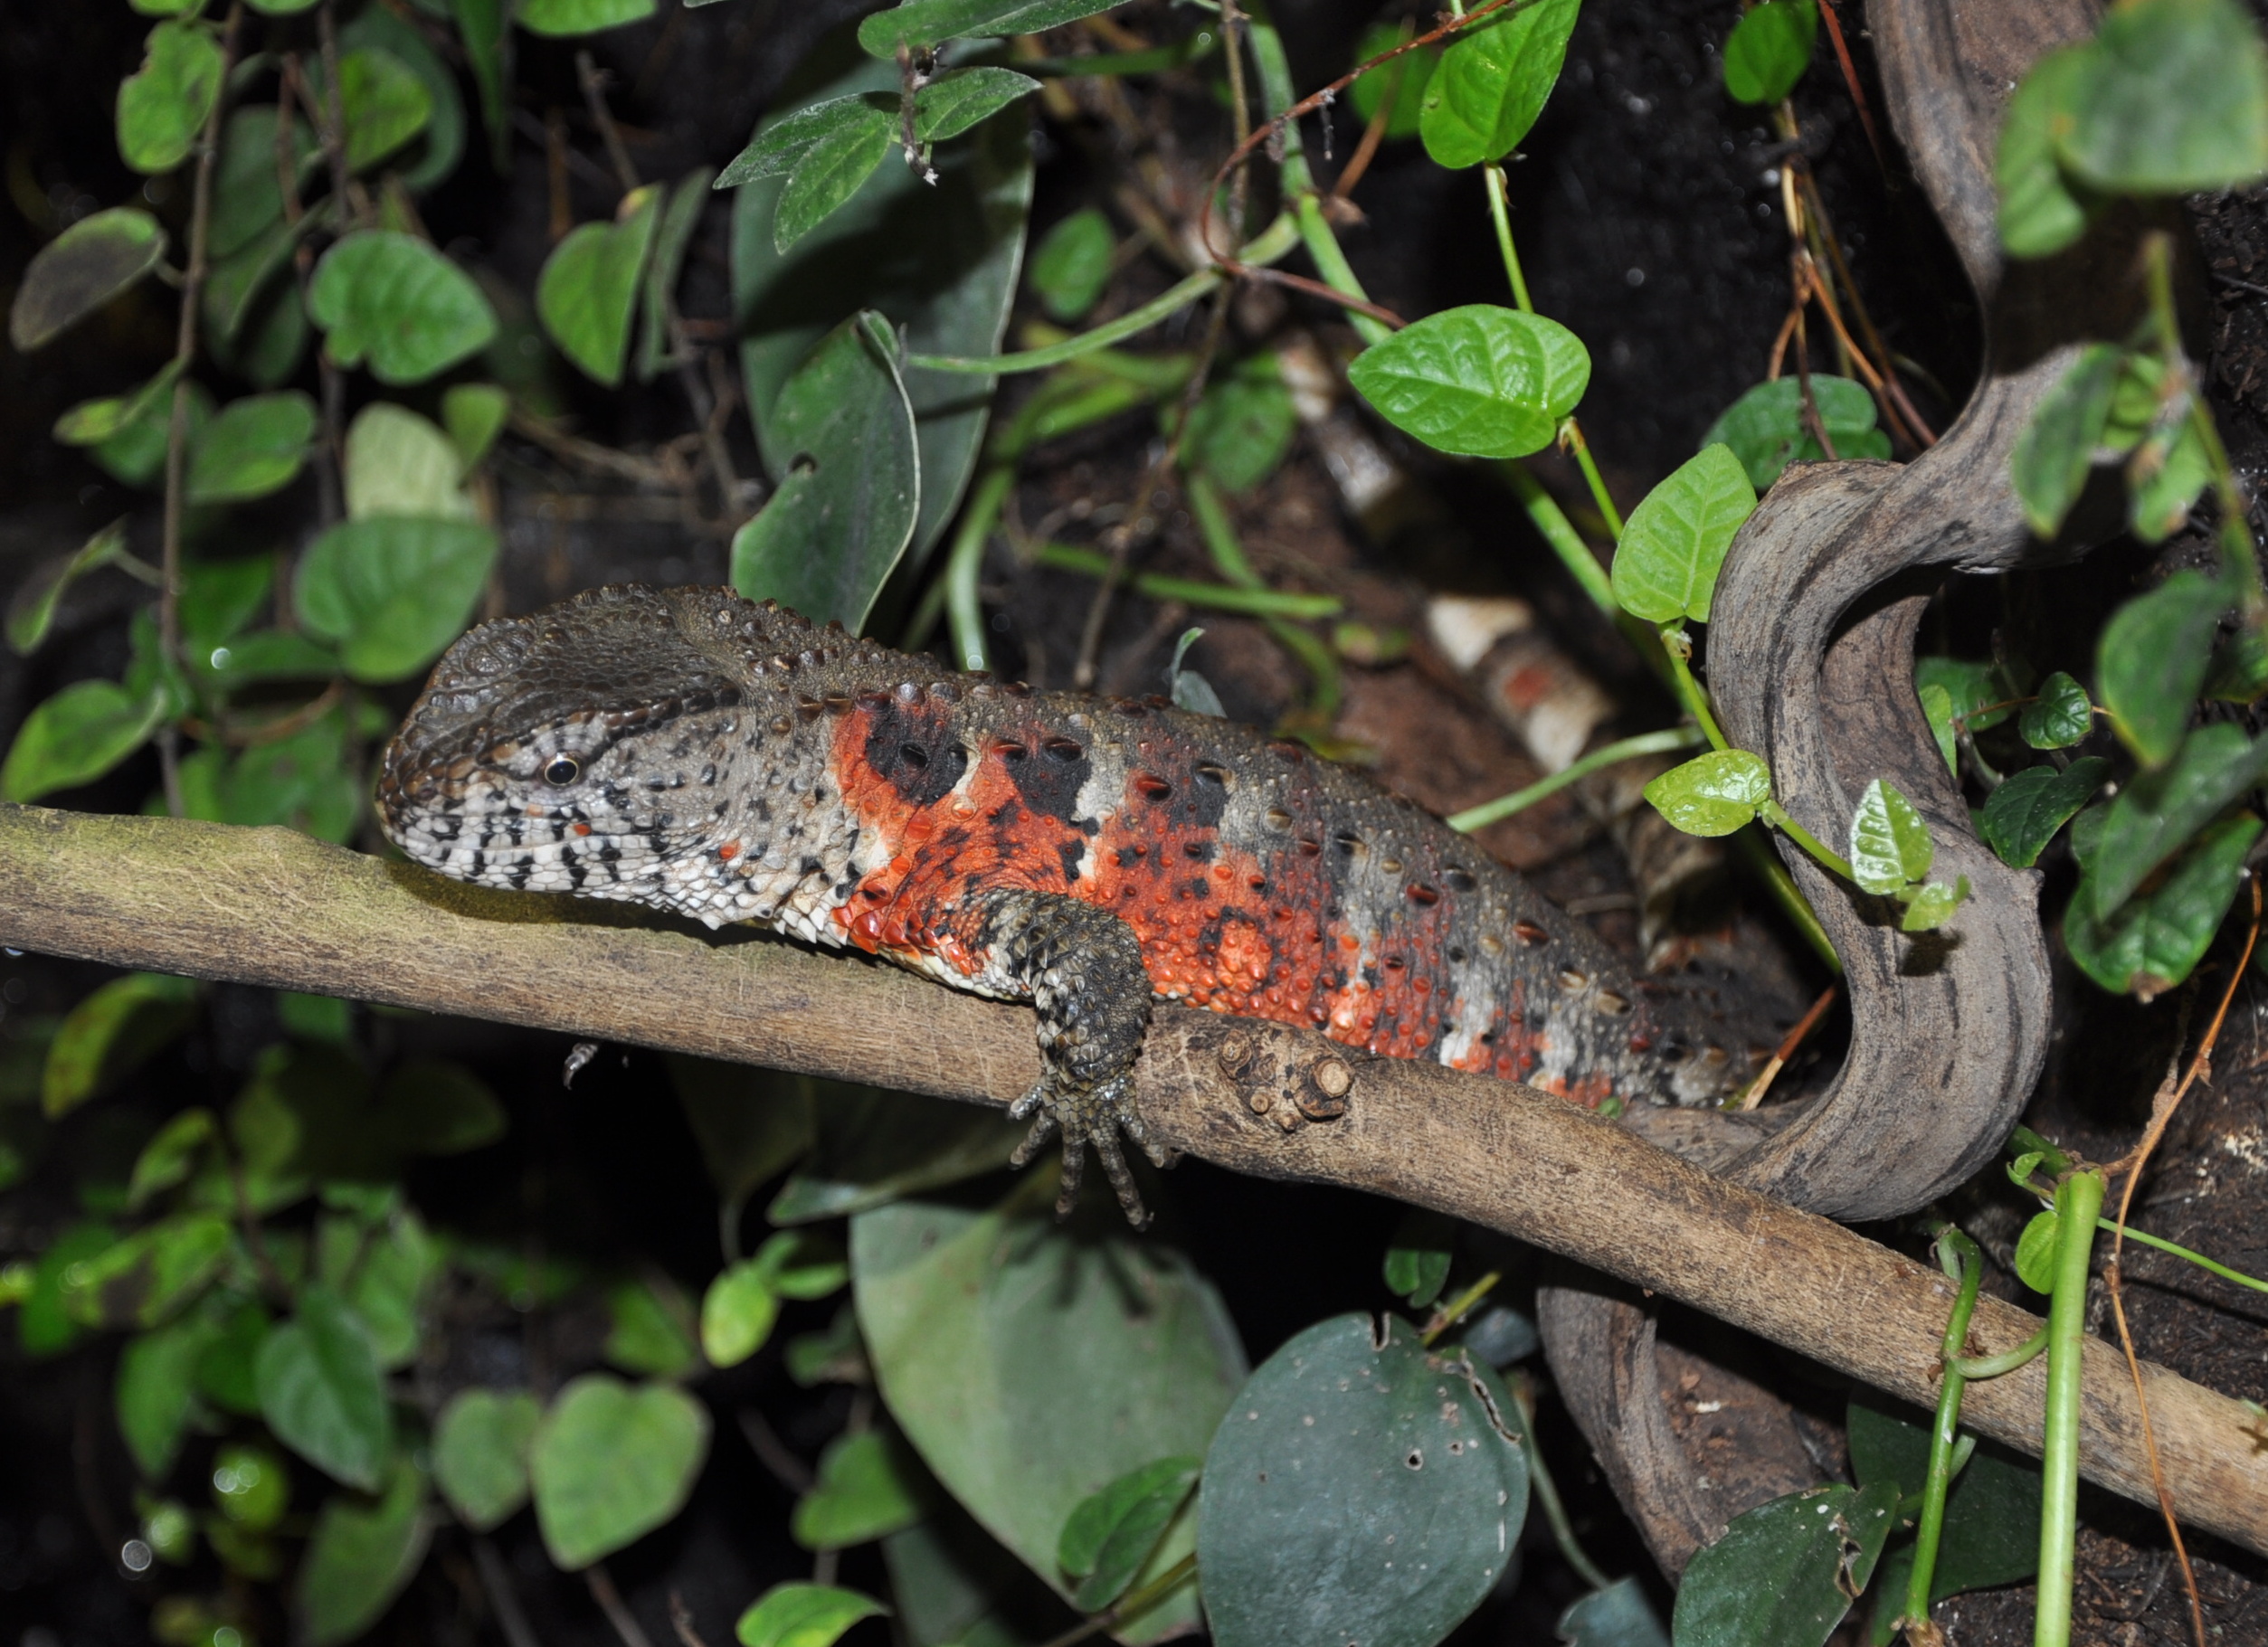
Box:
(378, 585, 1764, 1222)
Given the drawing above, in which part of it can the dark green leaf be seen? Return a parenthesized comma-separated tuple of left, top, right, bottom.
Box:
(859, 0, 1130, 60)
(127, 1107, 215, 1210)
(2020, 671, 2093, 748)
(1028, 206, 1115, 322)
(1197, 1316, 1526, 1647)
(195, 1295, 271, 1414)
(1848, 777, 1933, 894)
(52, 361, 183, 450)
(1609, 443, 1757, 622)
(1846, 1390, 2039, 1605)
(2087, 722, 2268, 918)
(180, 554, 274, 657)
(517, 0, 659, 36)
(308, 231, 499, 385)
(668, 1055, 815, 1203)
(1998, 45, 2094, 259)
(1182, 365, 1296, 492)
(768, 1082, 1024, 1224)
(294, 516, 498, 683)
(2012, 344, 2123, 536)
(1419, 0, 1582, 168)
(6, 519, 137, 656)
(530, 1374, 711, 1569)
(1642, 750, 1772, 837)
(731, 312, 918, 630)
(212, 275, 311, 393)
(86, 378, 214, 489)
(20, 1222, 117, 1356)
(2067, 810, 2263, 997)
(603, 1276, 702, 1379)
(2206, 623, 2268, 703)
(296, 1457, 432, 1647)
(377, 1059, 507, 1156)
(256, 1285, 393, 1490)
(183, 708, 361, 844)
(433, 1387, 541, 1532)
(793, 1428, 928, 1550)
(914, 67, 1040, 143)
(185, 391, 318, 505)
(1979, 757, 2111, 868)
(735, 1585, 888, 1647)
(538, 185, 663, 387)
(338, 5, 466, 192)
(1701, 374, 1885, 490)
(41, 972, 196, 1119)
(2096, 569, 2232, 766)
(1058, 1456, 1200, 1611)
(775, 114, 896, 254)
(1558, 1577, 1670, 1647)
(117, 1292, 229, 1477)
(1350, 23, 1438, 141)
(201, 212, 303, 355)
(451, 0, 512, 170)
(2128, 417, 2215, 543)
(1382, 1207, 1456, 1309)
(118, 21, 223, 175)
(1672, 1481, 1898, 1647)
(62, 1210, 232, 1329)
(1914, 655, 2017, 734)
(785, 1303, 868, 1388)
(639, 167, 715, 383)
(716, 96, 890, 187)
(345, 402, 477, 520)
(756, 1228, 849, 1301)
(211, 1442, 290, 1529)
(1723, 0, 1817, 106)
(8, 207, 168, 351)
(1348, 304, 1589, 459)
(2056, 0, 2268, 194)
(318, 1209, 435, 1368)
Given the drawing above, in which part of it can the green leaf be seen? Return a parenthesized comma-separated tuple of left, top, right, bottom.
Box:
(195, 1295, 271, 1415)
(89, 377, 214, 489)
(294, 516, 498, 684)
(128, 1107, 215, 1210)
(717, 96, 889, 186)
(668, 1056, 816, 1204)
(852, 1183, 1242, 1637)
(209, 106, 312, 260)
(2012, 344, 2123, 537)
(0, 677, 167, 805)
(1382, 1207, 1455, 1309)
(638, 167, 715, 383)
(1722, 0, 1817, 106)
(1846, 1390, 2039, 1612)
(377, 1058, 508, 1156)
(756, 1229, 849, 1300)
(538, 185, 663, 387)
(185, 391, 318, 505)
(1642, 749, 1772, 837)
(786, 1304, 868, 1388)
(212, 1442, 290, 1530)
(297, 1457, 433, 1647)
(345, 402, 477, 520)
(603, 1276, 702, 1379)
(256, 1285, 393, 1490)
(735, 1585, 888, 1647)
(52, 360, 184, 450)
(7, 519, 136, 656)
(2056, 0, 2268, 194)
(202, 215, 305, 366)
(517, 0, 659, 35)
(701, 1258, 782, 1369)
(1610, 443, 1757, 622)
(181, 554, 274, 657)
(62, 1210, 232, 1329)
(2067, 811, 2263, 998)
(334, 48, 433, 173)
(1979, 757, 2111, 868)
(1558, 1577, 1670, 1647)
(319, 1209, 435, 1368)
(118, 21, 223, 174)
(1183, 365, 1296, 493)
(915, 67, 1040, 143)
(858, 0, 1130, 60)
(776, 112, 897, 254)
(339, 5, 465, 192)
(1028, 206, 1115, 322)
(793, 1428, 928, 1550)
(18, 1222, 117, 1357)
(1998, 45, 2095, 259)
(1058, 1456, 1200, 1611)
(308, 232, 499, 385)
(1847, 777, 1933, 894)
(8, 207, 168, 351)
(2128, 417, 2215, 543)
(442, 383, 510, 471)
(2206, 625, 2268, 703)
(2086, 722, 2268, 918)
(1701, 374, 1886, 490)
(2095, 569, 2232, 766)
(1347, 304, 1589, 459)
(433, 1387, 541, 1532)
(732, 312, 919, 631)
(2016, 1208, 2061, 1293)
(1898, 875, 1969, 932)
(117, 1292, 231, 1477)
(1350, 24, 1438, 141)
(1919, 682, 1959, 775)
(1914, 655, 2017, 735)
(768, 1084, 1026, 1225)
(1197, 1315, 1527, 1647)
(1419, 0, 1582, 168)
(42, 971, 196, 1119)
(530, 1374, 711, 1569)
(2020, 671, 2093, 749)
(453, 0, 511, 170)
(1672, 1481, 1899, 1647)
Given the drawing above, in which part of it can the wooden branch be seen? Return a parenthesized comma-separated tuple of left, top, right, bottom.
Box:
(4, 802, 2263, 1557)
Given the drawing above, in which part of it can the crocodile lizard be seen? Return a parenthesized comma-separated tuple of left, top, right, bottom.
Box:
(378, 585, 1762, 1222)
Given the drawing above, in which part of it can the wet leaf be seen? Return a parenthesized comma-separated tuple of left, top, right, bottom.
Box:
(717, 95, 890, 187)
(185, 391, 318, 505)
(309, 232, 499, 385)
(9, 208, 168, 351)
(294, 516, 498, 683)
(529, 1374, 711, 1569)
(2094, 568, 2231, 766)
(1979, 757, 2111, 868)
(1701, 374, 1886, 489)
(1028, 206, 1115, 322)
(1848, 777, 1933, 895)
(1419, 0, 1582, 167)
(2056, 0, 2268, 194)
(118, 21, 223, 175)
(345, 402, 477, 520)
(1348, 304, 1589, 459)
(2013, 344, 2123, 536)
(1610, 443, 1756, 622)
(735, 1585, 887, 1647)
(1642, 750, 1772, 837)
(538, 185, 663, 387)
(42, 972, 197, 1118)
(296, 1456, 432, 1647)
(257, 1284, 393, 1490)
(914, 67, 1040, 143)
(1058, 1456, 1200, 1611)
(433, 1387, 541, 1532)
(1722, 0, 1817, 106)
(792, 1428, 928, 1550)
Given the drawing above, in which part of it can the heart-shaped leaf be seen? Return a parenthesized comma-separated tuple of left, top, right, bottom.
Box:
(433, 1388, 541, 1532)
(309, 232, 499, 385)
(792, 1429, 927, 1550)
(529, 1374, 711, 1569)
(1979, 757, 2110, 869)
(1418, 0, 1581, 167)
(1348, 304, 1589, 459)
(345, 402, 477, 520)
(293, 516, 498, 683)
(1722, 0, 1817, 106)
(1610, 443, 1757, 623)
(118, 21, 223, 174)
(186, 392, 318, 505)
(2056, 0, 2268, 194)
(1642, 749, 1771, 837)
(1701, 374, 1886, 490)
(256, 1285, 392, 1490)
(537, 185, 662, 387)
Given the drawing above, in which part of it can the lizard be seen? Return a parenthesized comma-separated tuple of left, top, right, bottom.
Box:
(378, 585, 1766, 1224)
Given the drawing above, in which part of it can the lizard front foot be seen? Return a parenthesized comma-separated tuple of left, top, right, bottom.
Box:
(1009, 1072, 1165, 1227)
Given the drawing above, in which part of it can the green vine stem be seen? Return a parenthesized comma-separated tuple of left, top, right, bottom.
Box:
(2093, 1221, 2268, 1292)
(2036, 1167, 2107, 1647)
(1033, 544, 1343, 620)
(1187, 469, 1342, 721)
(944, 465, 1015, 672)
(1948, 1328, 2049, 1381)
(1561, 419, 1626, 543)
(1446, 728, 1704, 832)
(1903, 1227, 1986, 1635)
(1508, 1369, 1617, 1594)
(2141, 232, 2263, 607)
(1758, 796, 1855, 882)
(1482, 163, 1533, 313)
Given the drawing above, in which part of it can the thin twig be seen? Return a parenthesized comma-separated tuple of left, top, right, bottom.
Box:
(473, 1535, 544, 1647)
(586, 1563, 657, 1647)
(667, 1592, 710, 1647)
(1734, 983, 1838, 1111)
(574, 50, 641, 194)
(1813, 0, 1891, 182)
(736, 1406, 816, 1495)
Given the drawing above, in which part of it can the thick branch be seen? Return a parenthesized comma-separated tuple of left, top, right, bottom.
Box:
(2, 802, 2263, 1557)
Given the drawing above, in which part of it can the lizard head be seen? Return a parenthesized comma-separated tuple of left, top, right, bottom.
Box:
(377, 584, 753, 904)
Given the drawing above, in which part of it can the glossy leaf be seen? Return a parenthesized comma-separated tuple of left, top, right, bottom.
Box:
(2056, 0, 2268, 194)
(2085, 722, 2268, 918)
(335, 47, 432, 173)
(62, 1210, 231, 1329)
(859, 0, 1129, 60)
(127, 1107, 215, 1210)
(7, 519, 136, 656)
(731, 312, 918, 631)
(433, 1387, 541, 1532)
(1350, 23, 1438, 140)
(1642, 749, 1771, 837)
(185, 391, 318, 505)
(792, 1428, 928, 1550)
(717, 95, 890, 186)
(1722, 0, 1817, 106)
(2067, 811, 2263, 998)
(1610, 443, 1757, 622)
(294, 516, 498, 683)
(735, 1585, 888, 1647)
(2020, 671, 2092, 748)
(257, 1286, 393, 1490)
(1348, 304, 1589, 459)
(1029, 206, 1115, 322)
(9, 208, 167, 351)
(517, 0, 659, 36)
(1673, 1481, 1899, 1647)
(1979, 757, 2111, 869)
(538, 185, 663, 387)
(40, 972, 196, 1119)
(1419, 0, 1581, 168)
(1848, 777, 1932, 895)
(529, 1374, 711, 1569)
(308, 232, 499, 385)
(775, 113, 896, 254)
(2013, 344, 2123, 536)
(1998, 45, 2094, 259)
(1701, 374, 1887, 489)
(345, 402, 477, 520)
(118, 21, 223, 175)
(297, 1458, 432, 1647)
(2094, 568, 2230, 766)
(1058, 1456, 1200, 1611)
(914, 67, 1040, 143)
(1197, 1315, 1527, 1647)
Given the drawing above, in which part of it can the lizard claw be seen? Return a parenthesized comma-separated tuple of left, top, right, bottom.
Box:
(1009, 1074, 1162, 1227)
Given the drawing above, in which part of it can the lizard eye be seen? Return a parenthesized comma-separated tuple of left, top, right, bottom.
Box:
(543, 756, 581, 786)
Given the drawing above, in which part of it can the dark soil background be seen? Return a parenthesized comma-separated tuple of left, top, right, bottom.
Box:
(2, 3, 2264, 1646)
